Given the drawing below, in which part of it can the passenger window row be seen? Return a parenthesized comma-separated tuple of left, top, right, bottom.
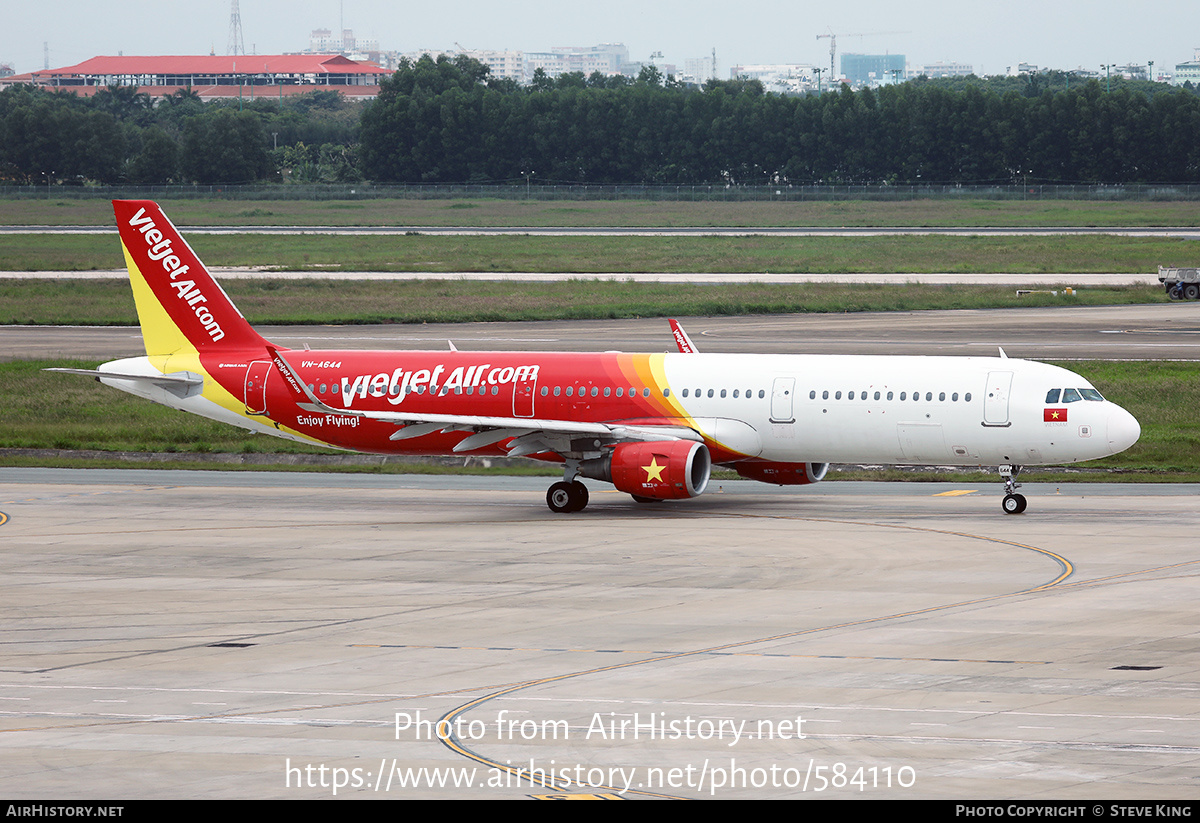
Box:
(308, 383, 505, 396)
(306, 383, 665, 399)
(544, 385, 655, 398)
(305, 381, 984, 406)
(808, 389, 973, 403)
(680, 388, 767, 399)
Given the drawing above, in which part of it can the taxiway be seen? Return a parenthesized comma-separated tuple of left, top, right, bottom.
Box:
(5, 302, 1200, 361)
(1, 470, 1197, 799)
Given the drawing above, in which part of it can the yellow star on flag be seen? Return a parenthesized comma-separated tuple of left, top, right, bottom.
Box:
(643, 457, 666, 483)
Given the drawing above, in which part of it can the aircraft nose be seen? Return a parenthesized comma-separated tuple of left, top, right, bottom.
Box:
(1107, 404, 1141, 454)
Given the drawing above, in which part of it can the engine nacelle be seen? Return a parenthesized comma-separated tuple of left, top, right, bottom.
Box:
(581, 441, 711, 500)
(734, 461, 829, 485)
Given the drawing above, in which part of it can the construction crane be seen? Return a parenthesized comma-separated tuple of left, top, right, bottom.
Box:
(816, 29, 909, 80)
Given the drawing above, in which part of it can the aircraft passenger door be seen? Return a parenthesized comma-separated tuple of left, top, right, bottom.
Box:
(512, 373, 536, 418)
(244, 361, 273, 415)
(770, 377, 795, 423)
(982, 371, 1013, 426)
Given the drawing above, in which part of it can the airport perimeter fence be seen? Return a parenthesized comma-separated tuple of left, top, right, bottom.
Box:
(5, 182, 1200, 202)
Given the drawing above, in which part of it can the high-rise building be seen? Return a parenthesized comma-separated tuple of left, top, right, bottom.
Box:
(683, 56, 716, 84)
(841, 53, 906, 87)
(524, 44, 635, 79)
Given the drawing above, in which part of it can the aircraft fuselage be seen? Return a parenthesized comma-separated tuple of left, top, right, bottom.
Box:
(56, 200, 1140, 516)
(99, 349, 1140, 470)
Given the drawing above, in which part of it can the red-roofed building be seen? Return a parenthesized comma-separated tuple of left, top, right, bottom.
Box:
(2, 54, 389, 101)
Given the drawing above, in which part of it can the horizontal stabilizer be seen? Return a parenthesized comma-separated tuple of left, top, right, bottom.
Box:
(45, 368, 204, 399)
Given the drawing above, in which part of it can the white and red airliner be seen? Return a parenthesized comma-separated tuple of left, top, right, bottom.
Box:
(52, 200, 1141, 514)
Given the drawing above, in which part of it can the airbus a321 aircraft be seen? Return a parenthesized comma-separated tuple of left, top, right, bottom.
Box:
(51, 200, 1141, 515)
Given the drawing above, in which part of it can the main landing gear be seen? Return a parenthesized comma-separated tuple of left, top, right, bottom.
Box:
(999, 464, 1026, 515)
(547, 480, 589, 513)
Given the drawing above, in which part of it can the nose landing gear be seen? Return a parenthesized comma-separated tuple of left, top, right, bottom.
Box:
(1000, 464, 1026, 514)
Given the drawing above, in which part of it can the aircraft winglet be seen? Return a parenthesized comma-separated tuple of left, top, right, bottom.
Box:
(669, 319, 699, 354)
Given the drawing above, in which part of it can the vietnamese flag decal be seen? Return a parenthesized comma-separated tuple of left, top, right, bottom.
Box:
(1044, 408, 1068, 422)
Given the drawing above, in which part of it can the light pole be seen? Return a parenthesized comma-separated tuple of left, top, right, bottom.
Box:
(1101, 63, 1113, 93)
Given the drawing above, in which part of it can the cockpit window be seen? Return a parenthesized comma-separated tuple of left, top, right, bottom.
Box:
(1080, 388, 1104, 401)
(1045, 389, 1061, 403)
(1062, 388, 1082, 403)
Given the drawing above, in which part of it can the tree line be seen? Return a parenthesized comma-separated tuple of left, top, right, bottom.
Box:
(361, 56, 1200, 185)
(3, 54, 1199, 187)
(0, 84, 362, 186)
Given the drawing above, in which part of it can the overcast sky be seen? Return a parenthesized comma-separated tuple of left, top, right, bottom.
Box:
(4, 0, 1198, 79)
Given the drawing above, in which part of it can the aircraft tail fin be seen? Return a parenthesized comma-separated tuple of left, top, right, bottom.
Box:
(112, 200, 269, 356)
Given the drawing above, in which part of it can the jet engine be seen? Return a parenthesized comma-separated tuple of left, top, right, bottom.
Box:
(580, 441, 711, 500)
(734, 461, 829, 485)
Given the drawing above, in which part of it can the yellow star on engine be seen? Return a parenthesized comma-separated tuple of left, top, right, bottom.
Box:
(643, 457, 666, 483)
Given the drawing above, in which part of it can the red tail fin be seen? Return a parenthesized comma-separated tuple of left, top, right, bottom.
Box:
(112, 200, 268, 355)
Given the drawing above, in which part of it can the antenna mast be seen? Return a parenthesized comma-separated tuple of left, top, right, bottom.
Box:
(227, 0, 246, 56)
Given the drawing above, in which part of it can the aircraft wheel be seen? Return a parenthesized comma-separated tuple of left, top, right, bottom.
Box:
(547, 482, 575, 513)
(1002, 493, 1027, 515)
(569, 481, 589, 512)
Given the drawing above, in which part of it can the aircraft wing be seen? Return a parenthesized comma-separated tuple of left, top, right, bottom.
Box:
(269, 348, 701, 457)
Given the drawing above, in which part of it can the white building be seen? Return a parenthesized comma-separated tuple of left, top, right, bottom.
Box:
(1174, 50, 1200, 86)
(683, 56, 716, 84)
(467, 50, 526, 84)
(1116, 64, 1147, 81)
(730, 64, 816, 93)
(308, 29, 372, 54)
(398, 48, 527, 83)
(910, 61, 974, 78)
(525, 44, 634, 79)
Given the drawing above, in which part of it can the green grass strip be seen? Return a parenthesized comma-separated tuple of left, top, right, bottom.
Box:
(0, 279, 1168, 326)
(6, 197, 1200, 228)
(2, 233, 1196, 275)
